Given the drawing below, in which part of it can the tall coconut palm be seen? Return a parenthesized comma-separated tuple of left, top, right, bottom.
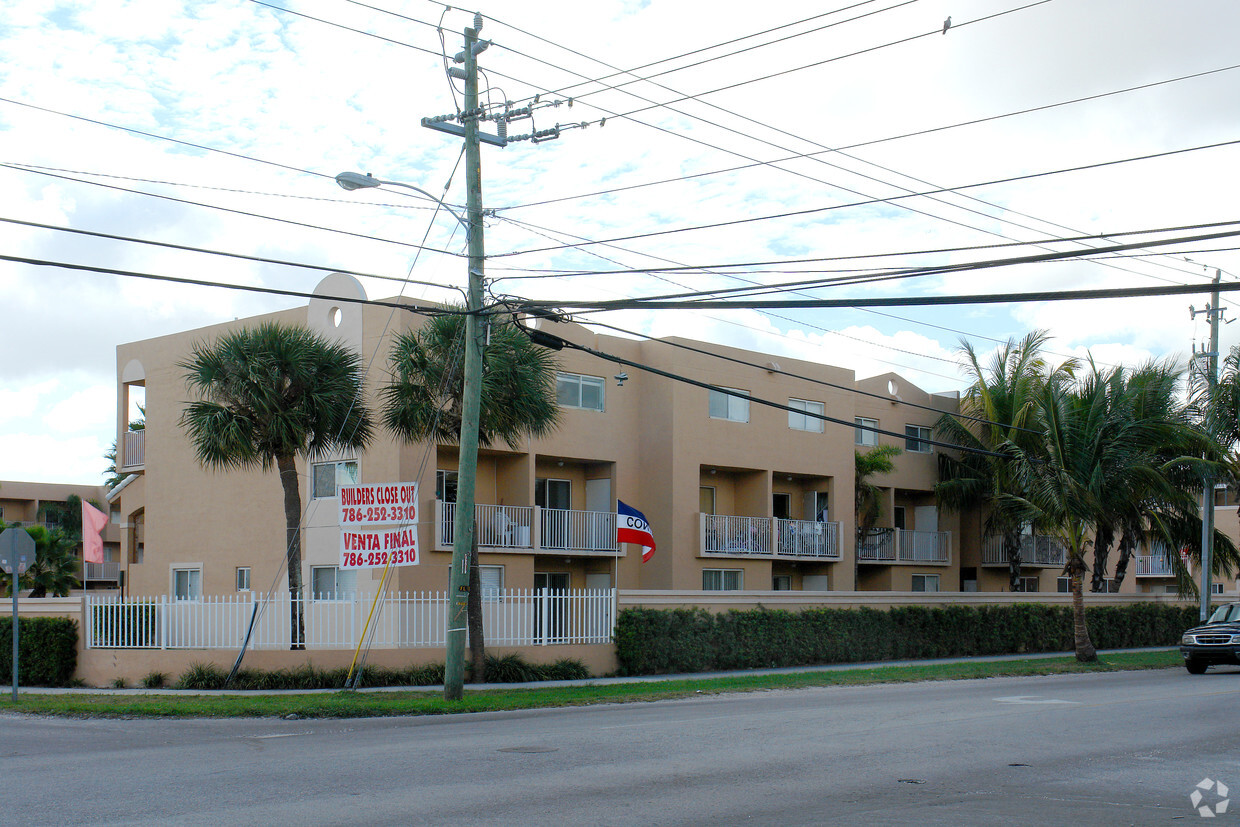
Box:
(180, 322, 373, 649)
(935, 331, 1068, 590)
(383, 311, 560, 681)
(855, 444, 901, 584)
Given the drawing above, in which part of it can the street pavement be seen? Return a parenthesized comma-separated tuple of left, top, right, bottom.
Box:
(3, 662, 1238, 825)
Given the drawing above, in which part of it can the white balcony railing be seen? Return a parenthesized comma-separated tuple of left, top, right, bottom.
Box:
(121, 429, 145, 470)
(1135, 554, 1177, 577)
(85, 589, 616, 649)
(857, 528, 951, 564)
(540, 508, 617, 553)
(980, 534, 1068, 567)
(702, 514, 842, 560)
(436, 502, 617, 555)
(84, 561, 120, 582)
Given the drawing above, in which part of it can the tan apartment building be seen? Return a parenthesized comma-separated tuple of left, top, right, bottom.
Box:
(106, 273, 1212, 601)
(0, 479, 121, 588)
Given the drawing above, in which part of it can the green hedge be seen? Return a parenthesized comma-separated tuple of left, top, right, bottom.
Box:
(614, 603, 1197, 676)
(0, 617, 79, 686)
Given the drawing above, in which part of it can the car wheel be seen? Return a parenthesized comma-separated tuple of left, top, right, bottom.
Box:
(1185, 658, 1208, 675)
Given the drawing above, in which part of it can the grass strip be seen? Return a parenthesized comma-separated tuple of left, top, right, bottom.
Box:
(0, 650, 1182, 720)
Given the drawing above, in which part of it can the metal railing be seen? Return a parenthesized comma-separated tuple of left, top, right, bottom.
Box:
(540, 508, 617, 553)
(702, 514, 842, 559)
(1135, 554, 1177, 577)
(437, 502, 617, 554)
(83, 561, 120, 582)
(85, 589, 616, 650)
(121, 429, 145, 470)
(981, 534, 1068, 567)
(857, 528, 950, 563)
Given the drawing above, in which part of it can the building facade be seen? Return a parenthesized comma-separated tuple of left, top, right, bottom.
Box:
(105, 274, 1229, 601)
(0, 480, 121, 588)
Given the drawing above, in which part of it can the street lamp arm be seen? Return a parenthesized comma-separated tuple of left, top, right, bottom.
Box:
(334, 171, 470, 240)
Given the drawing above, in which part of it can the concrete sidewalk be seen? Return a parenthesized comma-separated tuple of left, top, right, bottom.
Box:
(9, 646, 1180, 697)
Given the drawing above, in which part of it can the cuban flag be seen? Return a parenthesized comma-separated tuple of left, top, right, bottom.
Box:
(617, 500, 656, 562)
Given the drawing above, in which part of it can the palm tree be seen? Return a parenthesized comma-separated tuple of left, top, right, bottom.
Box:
(1013, 361, 1231, 661)
(935, 332, 1067, 591)
(855, 444, 900, 581)
(1, 524, 80, 598)
(383, 311, 560, 681)
(180, 322, 373, 648)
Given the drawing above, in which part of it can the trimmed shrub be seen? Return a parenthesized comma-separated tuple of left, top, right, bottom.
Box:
(614, 603, 1195, 676)
(0, 617, 78, 686)
(177, 662, 228, 690)
(141, 671, 168, 689)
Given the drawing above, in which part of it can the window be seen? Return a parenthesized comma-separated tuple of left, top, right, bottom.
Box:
(556, 373, 605, 411)
(173, 568, 201, 601)
(312, 459, 358, 498)
(703, 569, 743, 590)
(110, 507, 120, 525)
(905, 425, 932, 453)
(1057, 577, 1072, 593)
(1016, 576, 1039, 592)
(772, 575, 792, 591)
(311, 566, 358, 600)
(1212, 582, 1224, 595)
(236, 567, 251, 591)
(911, 574, 939, 592)
(436, 470, 458, 503)
(855, 417, 878, 446)
(708, 388, 749, 422)
(893, 506, 906, 530)
(480, 565, 504, 602)
(788, 398, 824, 432)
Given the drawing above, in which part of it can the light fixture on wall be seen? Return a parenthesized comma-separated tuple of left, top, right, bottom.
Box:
(557, 460, 564, 467)
(709, 468, 716, 475)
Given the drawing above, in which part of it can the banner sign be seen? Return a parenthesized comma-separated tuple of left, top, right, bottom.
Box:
(338, 483, 418, 528)
(340, 526, 419, 569)
(338, 482, 419, 568)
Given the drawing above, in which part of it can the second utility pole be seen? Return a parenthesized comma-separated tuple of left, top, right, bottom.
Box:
(445, 16, 487, 701)
(1196, 268, 1223, 623)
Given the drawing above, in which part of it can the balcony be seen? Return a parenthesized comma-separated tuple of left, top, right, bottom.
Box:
(857, 528, 951, 564)
(121, 429, 145, 470)
(701, 514, 842, 560)
(436, 501, 618, 556)
(84, 561, 120, 582)
(980, 534, 1068, 568)
(1135, 554, 1177, 577)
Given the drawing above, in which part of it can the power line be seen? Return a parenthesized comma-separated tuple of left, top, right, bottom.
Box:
(493, 62, 1240, 214)
(0, 253, 465, 316)
(2, 163, 466, 259)
(0, 215, 463, 296)
(490, 137, 1240, 258)
(521, 227, 1240, 311)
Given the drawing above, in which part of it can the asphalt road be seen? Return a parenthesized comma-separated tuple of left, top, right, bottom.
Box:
(3, 667, 1238, 826)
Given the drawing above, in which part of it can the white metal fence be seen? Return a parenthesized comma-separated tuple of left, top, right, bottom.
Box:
(85, 589, 616, 650)
(702, 514, 842, 559)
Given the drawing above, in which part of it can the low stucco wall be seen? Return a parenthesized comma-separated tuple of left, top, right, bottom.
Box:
(76, 643, 617, 688)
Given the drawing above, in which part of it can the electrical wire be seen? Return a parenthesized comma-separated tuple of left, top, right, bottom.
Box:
(2, 163, 466, 259)
(489, 137, 1240, 258)
(0, 215, 463, 295)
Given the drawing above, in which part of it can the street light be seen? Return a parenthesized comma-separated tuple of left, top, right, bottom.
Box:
(335, 168, 485, 701)
(334, 172, 470, 239)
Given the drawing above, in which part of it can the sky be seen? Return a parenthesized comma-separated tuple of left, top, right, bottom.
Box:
(2, 0, 1239, 485)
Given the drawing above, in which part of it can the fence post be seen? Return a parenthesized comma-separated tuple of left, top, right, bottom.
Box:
(160, 594, 168, 650)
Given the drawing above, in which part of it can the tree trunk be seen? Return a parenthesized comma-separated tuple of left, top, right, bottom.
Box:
(277, 454, 306, 650)
(467, 528, 486, 683)
(1090, 527, 1113, 593)
(1068, 553, 1097, 662)
(1004, 529, 1023, 591)
(1112, 531, 1134, 590)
